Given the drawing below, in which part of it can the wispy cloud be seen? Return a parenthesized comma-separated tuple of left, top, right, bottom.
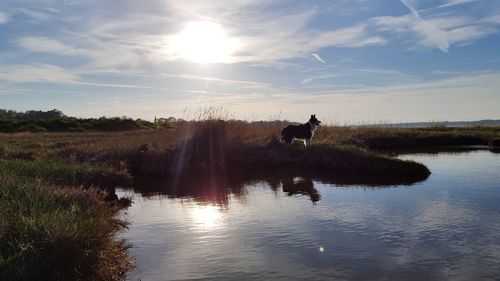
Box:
(8, 1, 388, 69)
(17, 7, 58, 21)
(114, 2, 385, 64)
(157, 73, 273, 88)
(0, 11, 9, 24)
(438, 0, 478, 8)
(259, 72, 500, 123)
(2, 0, 500, 121)
(302, 73, 337, 84)
(481, 15, 500, 25)
(0, 64, 79, 83)
(372, 0, 498, 52)
(400, 0, 449, 52)
(15, 37, 82, 55)
(0, 87, 26, 95)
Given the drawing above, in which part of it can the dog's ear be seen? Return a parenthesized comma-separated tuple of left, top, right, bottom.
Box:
(312, 114, 316, 117)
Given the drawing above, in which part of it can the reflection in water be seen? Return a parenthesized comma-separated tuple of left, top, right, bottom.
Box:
(120, 150, 500, 281)
(131, 168, 426, 205)
(282, 176, 320, 202)
(190, 205, 222, 230)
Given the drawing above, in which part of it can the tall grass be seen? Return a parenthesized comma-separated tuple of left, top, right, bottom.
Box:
(0, 175, 132, 281)
(0, 159, 130, 196)
(130, 120, 431, 183)
(3, 122, 497, 169)
(0, 158, 132, 280)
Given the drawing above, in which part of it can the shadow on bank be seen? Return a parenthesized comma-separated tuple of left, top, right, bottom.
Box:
(128, 121, 431, 205)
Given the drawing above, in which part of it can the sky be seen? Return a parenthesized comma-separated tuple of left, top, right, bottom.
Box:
(0, 0, 499, 123)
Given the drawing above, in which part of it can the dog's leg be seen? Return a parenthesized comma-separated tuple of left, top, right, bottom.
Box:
(303, 139, 307, 147)
(306, 139, 311, 147)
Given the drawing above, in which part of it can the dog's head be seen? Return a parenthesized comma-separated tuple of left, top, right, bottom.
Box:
(309, 114, 321, 126)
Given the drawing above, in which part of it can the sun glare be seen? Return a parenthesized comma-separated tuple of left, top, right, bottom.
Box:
(191, 205, 223, 229)
(167, 21, 239, 64)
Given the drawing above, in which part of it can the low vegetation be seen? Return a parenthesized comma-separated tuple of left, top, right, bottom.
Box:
(130, 120, 430, 183)
(0, 169, 132, 281)
(1, 108, 499, 280)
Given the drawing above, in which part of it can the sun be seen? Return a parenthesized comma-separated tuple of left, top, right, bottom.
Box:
(167, 21, 239, 64)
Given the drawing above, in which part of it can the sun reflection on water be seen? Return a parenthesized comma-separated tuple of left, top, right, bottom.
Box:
(190, 204, 223, 230)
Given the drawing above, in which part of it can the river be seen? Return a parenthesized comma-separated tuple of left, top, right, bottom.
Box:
(118, 149, 500, 281)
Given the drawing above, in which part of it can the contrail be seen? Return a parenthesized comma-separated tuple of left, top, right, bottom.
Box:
(400, 0, 450, 52)
(312, 53, 326, 64)
(401, 0, 420, 18)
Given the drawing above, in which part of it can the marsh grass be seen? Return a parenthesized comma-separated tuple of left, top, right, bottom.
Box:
(0, 176, 132, 281)
(130, 120, 431, 182)
(0, 159, 130, 193)
(0, 159, 132, 280)
(3, 123, 496, 169)
(1, 115, 499, 280)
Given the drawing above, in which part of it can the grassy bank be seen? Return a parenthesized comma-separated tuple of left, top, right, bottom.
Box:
(0, 158, 132, 280)
(1, 123, 498, 165)
(0, 174, 132, 281)
(0, 159, 130, 200)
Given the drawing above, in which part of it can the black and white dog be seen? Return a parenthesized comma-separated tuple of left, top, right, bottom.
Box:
(281, 114, 321, 146)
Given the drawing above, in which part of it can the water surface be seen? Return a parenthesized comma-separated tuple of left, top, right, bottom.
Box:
(118, 149, 500, 281)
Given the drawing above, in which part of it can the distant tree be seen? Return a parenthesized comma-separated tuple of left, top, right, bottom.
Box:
(0, 109, 65, 120)
(0, 108, 159, 132)
(0, 109, 20, 120)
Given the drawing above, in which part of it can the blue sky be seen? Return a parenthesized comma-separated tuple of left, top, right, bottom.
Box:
(0, 0, 499, 123)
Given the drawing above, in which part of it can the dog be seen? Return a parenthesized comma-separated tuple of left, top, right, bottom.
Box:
(281, 114, 321, 146)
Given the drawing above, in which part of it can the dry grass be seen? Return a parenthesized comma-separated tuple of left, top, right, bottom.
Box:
(2, 122, 497, 167)
(1, 114, 498, 280)
(130, 120, 431, 184)
(0, 175, 132, 281)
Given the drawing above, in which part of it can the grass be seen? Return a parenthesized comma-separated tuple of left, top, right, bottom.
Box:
(1, 117, 499, 280)
(130, 120, 431, 183)
(2, 122, 498, 167)
(0, 159, 129, 187)
(0, 153, 133, 280)
(0, 175, 132, 281)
